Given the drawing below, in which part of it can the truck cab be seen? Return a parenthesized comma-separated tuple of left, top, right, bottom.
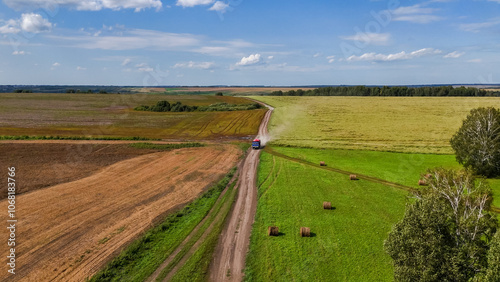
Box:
(252, 139, 261, 149)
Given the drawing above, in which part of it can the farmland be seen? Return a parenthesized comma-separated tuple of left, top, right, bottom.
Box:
(0, 93, 266, 139)
(245, 152, 408, 281)
(0, 144, 241, 281)
(252, 96, 500, 154)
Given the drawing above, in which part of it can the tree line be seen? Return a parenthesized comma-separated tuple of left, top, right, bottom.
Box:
(134, 100, 263, 113)
(269, 86, 500, 97)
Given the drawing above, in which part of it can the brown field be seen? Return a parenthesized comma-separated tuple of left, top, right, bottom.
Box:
(0, 144, 241, 281)
(0, 142, 162, 199)
(0, 93, 266, 139)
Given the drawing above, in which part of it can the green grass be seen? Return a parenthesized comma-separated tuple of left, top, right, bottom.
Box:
(168, 180, 239, 282)
(251, 96, 500, 154)
(89, 168, 236, 282)
(244, 151, 408, 281)
(0, 135, 158, 141)
(128, 142, 204, 150)
(269, 147, 500, 208)
(0, 93, 265, 139)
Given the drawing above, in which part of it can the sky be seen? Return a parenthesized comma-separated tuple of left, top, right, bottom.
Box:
(0, 0, 500, 86)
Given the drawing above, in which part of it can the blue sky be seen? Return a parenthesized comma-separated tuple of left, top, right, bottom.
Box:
(1, 0, 500, 86)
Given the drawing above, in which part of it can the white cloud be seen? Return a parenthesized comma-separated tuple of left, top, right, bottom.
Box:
(467, 59, 482, 63)
(267, 56, 274, 60)
(460, 18, 500, 33)
(236, 54, 261, 66)
(327, 56, 335, 63)
(4, 0, 162, 12)
(443, 51, 465, 58)
(135, 63, 153, 72)
(176, 0, 214, 8)
(76, 66, 87, 71)
(0, 19, 21, 34)
(173, 61, 215, 69)
(209, 1, 229, 12)
(347, 48, 442, 62)
(341, 32, 390, 45)
(121, 58, 132, 66)
(12, 50, 26, 55)
(20, 13, 52, 33)
(0, 13, 52, 34)
(391, 4, 443, 23)
(52, 62, 61, 66)
(313, 53, 322, 58)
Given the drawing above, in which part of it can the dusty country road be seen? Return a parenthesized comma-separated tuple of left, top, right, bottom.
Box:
(209, 103, 274, 281)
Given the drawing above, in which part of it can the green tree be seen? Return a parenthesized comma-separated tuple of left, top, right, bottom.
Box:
(450, 107, 500, 177)
(384, 168, 498, 281)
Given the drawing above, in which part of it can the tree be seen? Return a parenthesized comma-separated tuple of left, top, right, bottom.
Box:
(384, 168, 498, 281)
(483, 231, 500, 281)
(450, 107, 500, 177)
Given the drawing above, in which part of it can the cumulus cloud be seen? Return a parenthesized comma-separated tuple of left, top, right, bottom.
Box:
(20, 13, 52, 33)
(444, 51, 465, 59)
(121, 58, 132, 66)
(327, 56, 335, 63)
(12, 51, 26, 55)
(52, 62, 61, 66)
(209, 1, 229, 12)
(176, 0, 214, 7)
(76, 66, 87, 71)
(173, 61, 215, 69)
(4, 0, 162, 12)
(236, 54, 261, 66)
(347, 48, 442, 62)
(0, 13, 52, 34)
(341, 32, 390, 45)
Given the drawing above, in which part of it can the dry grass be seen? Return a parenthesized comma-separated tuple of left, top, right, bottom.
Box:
(251, 96, 500, 154)
(0, 93, 265, 139)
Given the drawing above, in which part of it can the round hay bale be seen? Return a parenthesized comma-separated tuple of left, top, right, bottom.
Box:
(320, 161, 326, 166)
(418, 180, 427, 186)
(323, 201, 332, 210)
(300, 227, 311, 237)
(349, 174, 357, 180)
(268, 226, 279, 236)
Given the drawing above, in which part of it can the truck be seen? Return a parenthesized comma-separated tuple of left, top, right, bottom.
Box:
(252, 139, 261, 149)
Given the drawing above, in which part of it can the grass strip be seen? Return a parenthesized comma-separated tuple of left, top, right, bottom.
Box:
(89, 168, 236, 282)
(128, 142, 204, 150)
(0, 135, 159, 141)
(160, 180, 238, 281)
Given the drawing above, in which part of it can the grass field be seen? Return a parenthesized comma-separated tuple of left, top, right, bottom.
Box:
(245, 151, 408, 281)
(251, 96, 500, 154)
(0, 93, 266, 139)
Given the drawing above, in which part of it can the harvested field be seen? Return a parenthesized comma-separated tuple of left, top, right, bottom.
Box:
(0, 93, 265, 139)
(0, 142, 160, 198)
(0, 145, 241, 281)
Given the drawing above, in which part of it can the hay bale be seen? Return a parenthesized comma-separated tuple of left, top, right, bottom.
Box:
(418, 180, 427, 186)
(323, 201, 332, 210)
(300, 227, 311, 237)
(320, 161, 326, 166)
(268, 226, 279, 236)
(349, 174, 357, 180)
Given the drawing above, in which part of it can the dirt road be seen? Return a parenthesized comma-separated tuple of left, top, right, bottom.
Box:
(209, 104, 273, 281)
(0, 145, 240, 282)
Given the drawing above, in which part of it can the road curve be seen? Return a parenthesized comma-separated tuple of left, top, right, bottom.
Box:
(209, 103, 273, 281)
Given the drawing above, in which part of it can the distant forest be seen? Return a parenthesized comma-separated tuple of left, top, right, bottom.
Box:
(268, 86, 500, 97)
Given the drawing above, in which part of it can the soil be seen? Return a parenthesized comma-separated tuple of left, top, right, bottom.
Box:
(0, 145, 241, 281)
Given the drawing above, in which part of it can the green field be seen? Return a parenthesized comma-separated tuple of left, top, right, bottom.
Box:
(245, 151, 408, 281)
(0, 93, 266, 139)
(252, 96, 500, 154)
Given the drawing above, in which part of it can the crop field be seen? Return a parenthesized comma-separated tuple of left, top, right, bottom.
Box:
(0, 144, 241, 281)
(252, 96, 500, 154)
(245, 152, 408, 281)
(0, 93, 266, 139)
(0, 141, 161, 198)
